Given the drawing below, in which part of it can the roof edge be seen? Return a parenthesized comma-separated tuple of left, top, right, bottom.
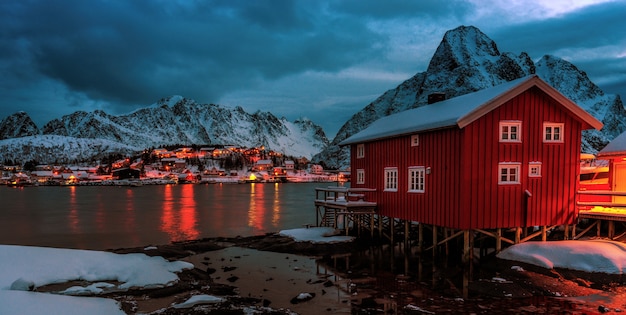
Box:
(457, 75, 603, 131)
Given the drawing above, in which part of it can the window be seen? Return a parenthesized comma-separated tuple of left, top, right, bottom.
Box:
(356, 169, 365, 184)
(499, 121, 521, 142)
(544, 123, 564, 143)
(498, 163, 520, 184)
(529, 162, 542, 177)
(384, 167, 398, 191)
(408, 166, 425, 193)
(356, 144, 365, 158)
(411, 134, 419, 147)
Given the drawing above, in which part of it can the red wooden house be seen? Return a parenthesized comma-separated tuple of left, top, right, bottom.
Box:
(340, 75, 603, 231)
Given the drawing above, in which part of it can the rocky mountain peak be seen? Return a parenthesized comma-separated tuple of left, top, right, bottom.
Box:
(426, 25, 500, 74)
(0, 111, 39, 140)
(312, 26, 625, 169)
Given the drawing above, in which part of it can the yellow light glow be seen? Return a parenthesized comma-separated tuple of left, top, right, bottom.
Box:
(249, 173, 257, 181)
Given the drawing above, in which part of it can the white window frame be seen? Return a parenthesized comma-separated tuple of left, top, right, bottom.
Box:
(529, 162, 542, 178)
(499, 121, 522, 143)
(498, 162, 521, 185)
(408, 166, 425, 193)
(411, 134, 419, 147)
(356, 144, 365, 158)
(384, 167, 398, 192)
(356, 169, 365, 184)
(543, 123, 564, 143)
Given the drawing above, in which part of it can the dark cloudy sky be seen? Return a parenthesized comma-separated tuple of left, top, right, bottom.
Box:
(1, 0, 624, 138)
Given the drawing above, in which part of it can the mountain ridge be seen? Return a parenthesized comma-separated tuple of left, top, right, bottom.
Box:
(311, 25, 625, 168)
(0, 96, 329, 164)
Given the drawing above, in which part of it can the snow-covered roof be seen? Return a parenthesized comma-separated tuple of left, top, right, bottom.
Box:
(340, 75, 603, 146)
(597, 131, 626, 158)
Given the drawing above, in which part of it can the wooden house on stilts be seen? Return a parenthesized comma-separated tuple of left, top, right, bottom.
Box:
(316, 75, 603, 295)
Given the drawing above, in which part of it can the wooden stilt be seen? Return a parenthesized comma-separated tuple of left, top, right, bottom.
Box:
(462, 230, 471, 299)
(418, 223, 423, 254)
(515, 227, 521, 244)
(496, 228, 502, 253)
(404, 220, 410, 254)
(541, 226, 547, 241)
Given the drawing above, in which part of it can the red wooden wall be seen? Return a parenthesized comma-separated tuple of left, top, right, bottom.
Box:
(351, 87, 583, 229)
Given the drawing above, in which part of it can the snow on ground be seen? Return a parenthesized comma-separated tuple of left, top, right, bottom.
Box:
(0, 245, 194, 315)
(278, 226, 355, 243)
(497, 239, 626, 274)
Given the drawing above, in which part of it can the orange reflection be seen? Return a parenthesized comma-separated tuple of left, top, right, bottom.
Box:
(160, 185, 200, 241)
(248, 183, 266, 231)
(272, 183, 280, 227)
(68, 186, 80, 233)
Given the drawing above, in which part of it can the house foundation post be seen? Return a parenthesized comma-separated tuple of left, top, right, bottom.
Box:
(496, 228, 502, 253)
(462, 229, 472, 299)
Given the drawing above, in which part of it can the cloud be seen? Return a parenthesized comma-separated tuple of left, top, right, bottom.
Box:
(0, 0, 624, 136)
(1, 0, 386, 112)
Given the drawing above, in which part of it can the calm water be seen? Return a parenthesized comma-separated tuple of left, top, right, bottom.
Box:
(0, 182, 336, 250)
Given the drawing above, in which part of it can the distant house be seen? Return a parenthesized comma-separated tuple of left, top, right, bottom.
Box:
(161, 158, 186, 171)
(285, 160, 295, 171)
(113, 168, 141, 180)
(309, 164, 323, 175)
(341, 75, 602, 231)
(253, 159, 273, 171)
(596, 131, 626, 198)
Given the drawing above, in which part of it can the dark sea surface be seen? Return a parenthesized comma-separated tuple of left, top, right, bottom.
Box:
(0, 182, 335, 250)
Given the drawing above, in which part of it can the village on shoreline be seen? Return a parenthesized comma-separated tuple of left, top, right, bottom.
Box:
(1, 145, 348, 187)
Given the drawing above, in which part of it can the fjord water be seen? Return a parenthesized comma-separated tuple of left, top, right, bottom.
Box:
(0, 182, 332, 250)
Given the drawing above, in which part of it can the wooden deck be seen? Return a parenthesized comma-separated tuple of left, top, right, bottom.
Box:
(577, 190, 626, 239)
(314, 187, 377, 232)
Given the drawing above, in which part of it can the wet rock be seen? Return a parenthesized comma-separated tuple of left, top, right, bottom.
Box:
(599, 305, 610, 313)
(227, 275, 239, 282)
(290, 292, 315, 304)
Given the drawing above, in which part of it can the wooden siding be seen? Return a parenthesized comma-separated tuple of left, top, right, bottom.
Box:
(351, 128, 462, 226)
(459, 87, 582, 229)
(352, 86, 584, 230)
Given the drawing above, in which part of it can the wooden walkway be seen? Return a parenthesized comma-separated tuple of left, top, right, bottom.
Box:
(577, 190, 626, 240)
(314, 187, 377, 234)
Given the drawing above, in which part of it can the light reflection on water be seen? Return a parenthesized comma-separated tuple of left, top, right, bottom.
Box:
(0, 182, 330, 250)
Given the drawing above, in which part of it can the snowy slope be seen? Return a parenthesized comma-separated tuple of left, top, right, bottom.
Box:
(0, 135, 137, 164)
(0, 96, 329, 164)
(313, 25, 626, 168)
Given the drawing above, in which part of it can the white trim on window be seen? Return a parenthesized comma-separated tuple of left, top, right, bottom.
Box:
(529, 162, 542, 178)
(408, 166, 425, 193)
(543, 122, 564, 143)
(384, 167, 398, 192)
(356, 144, 365, 158)
(356, 169, 365, 184)
(499, 121, 522, 143)
(411, 134, 419, 147)
(498, 162, 521, 184)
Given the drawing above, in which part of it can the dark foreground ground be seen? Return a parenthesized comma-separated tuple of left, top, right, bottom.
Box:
(45, 233, 626, 314)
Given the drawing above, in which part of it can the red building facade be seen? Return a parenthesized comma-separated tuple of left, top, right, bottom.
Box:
(342, 75, 603, 230)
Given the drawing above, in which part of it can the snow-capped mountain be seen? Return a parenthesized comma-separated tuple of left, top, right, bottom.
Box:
(0, 111, 39, 140)
(312, 25, 626, 168)
(0, 96, 329, 164)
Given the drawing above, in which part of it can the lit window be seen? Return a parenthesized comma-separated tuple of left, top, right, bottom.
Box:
(529, 162, 541, 177)
(356, 169, 365, 184)
(356, 144, 365, 158)
(500, 121, 521, 142)
(384, 167, 398, 191)
(498, 163, 520, 184)
(408, 166, 425, 193)
(411, 134, 419, 147)
(544, 123, 564, 143)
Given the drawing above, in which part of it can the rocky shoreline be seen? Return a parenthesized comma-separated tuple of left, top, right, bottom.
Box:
(90, 234, 626, 314)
